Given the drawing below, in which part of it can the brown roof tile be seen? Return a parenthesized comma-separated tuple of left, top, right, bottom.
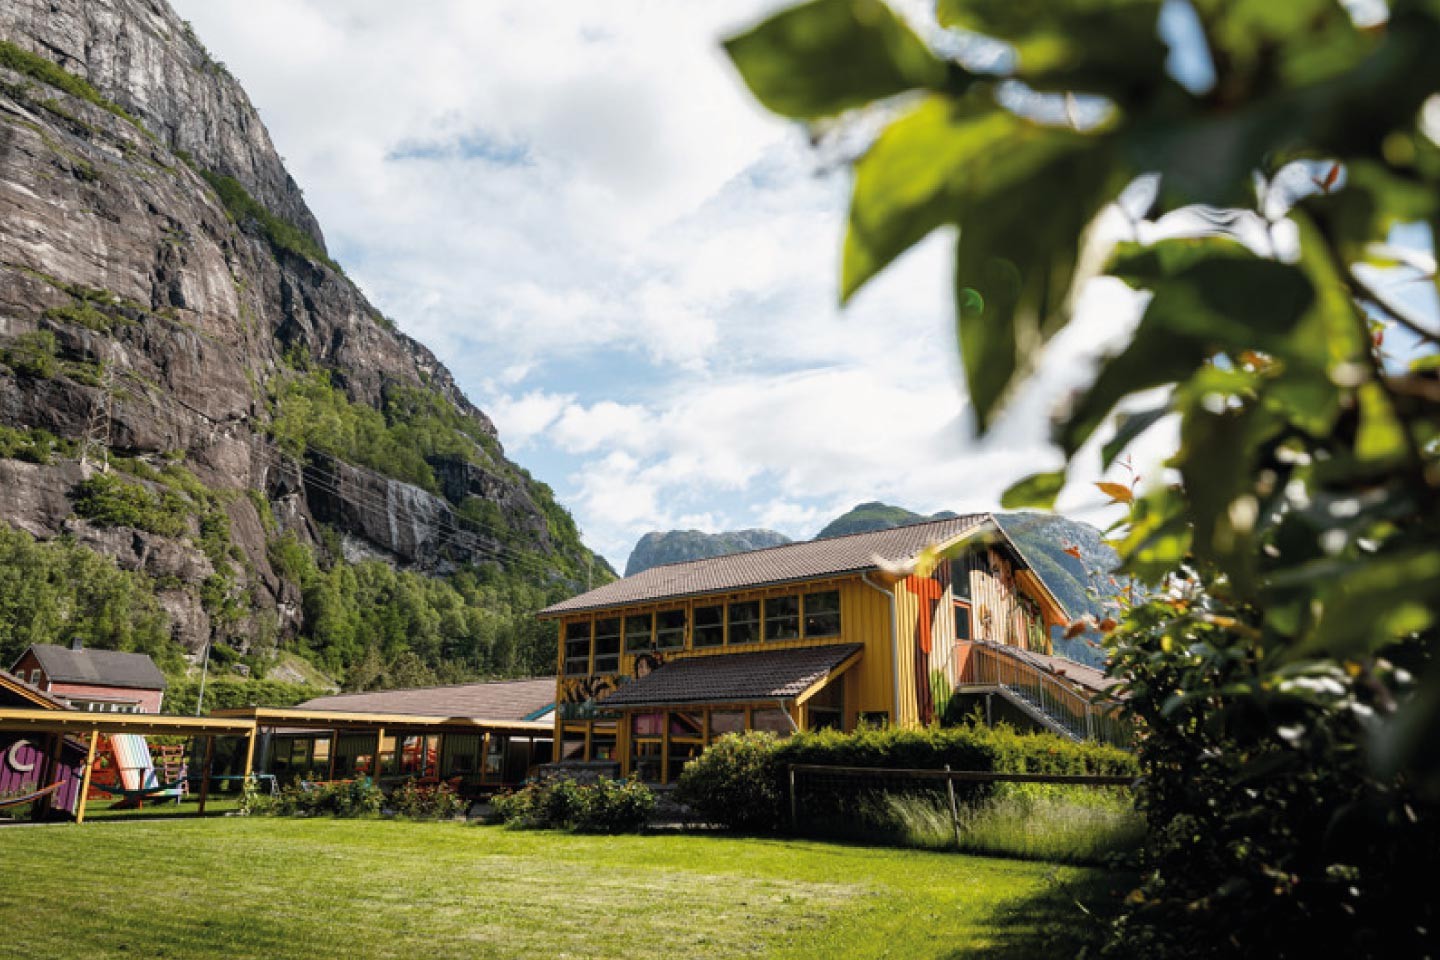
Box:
(600, 643, 863, 708)
(542, 514, 992, 616)
(297, 677, 555, 721)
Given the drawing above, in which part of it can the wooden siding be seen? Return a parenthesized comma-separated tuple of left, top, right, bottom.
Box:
(555, 575, 896, 723)
(894, 545, 1052, 727)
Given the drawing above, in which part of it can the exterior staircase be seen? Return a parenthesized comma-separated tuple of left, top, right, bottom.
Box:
(956, 641, 1130, 748)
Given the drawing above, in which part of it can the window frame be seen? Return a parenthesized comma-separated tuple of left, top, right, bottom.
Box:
(727, 601, 760, 646)
(693, 604, 725, 647)
(593, 617, 621, 674)
(763, 595, 800, 642)
(563, 620, 592, 676)
(954, 600, 973, 641)
(802, 589, 841, 638)
(655, 609, 687, 650)
(623, 612, 654, 653)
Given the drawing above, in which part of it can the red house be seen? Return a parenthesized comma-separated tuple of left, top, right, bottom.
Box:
(9, 641, 167, 714)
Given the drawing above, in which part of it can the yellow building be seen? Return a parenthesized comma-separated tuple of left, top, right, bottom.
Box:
(539, 514, 1115, 783)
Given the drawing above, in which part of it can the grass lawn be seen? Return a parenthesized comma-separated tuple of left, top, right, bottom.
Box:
(0, 819, 1129, 959)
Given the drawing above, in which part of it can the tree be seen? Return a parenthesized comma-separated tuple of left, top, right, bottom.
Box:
(724, 0, 1440, 955)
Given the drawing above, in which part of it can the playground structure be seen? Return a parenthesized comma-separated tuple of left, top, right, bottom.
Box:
(87, 734, 187, 807)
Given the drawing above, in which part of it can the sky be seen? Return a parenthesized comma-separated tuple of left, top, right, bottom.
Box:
(170, 0, 1173, 570)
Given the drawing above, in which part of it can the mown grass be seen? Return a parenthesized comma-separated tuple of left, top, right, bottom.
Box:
(0, 818, 1129, 959)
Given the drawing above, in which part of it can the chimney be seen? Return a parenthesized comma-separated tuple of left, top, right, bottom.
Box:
(71, 636, 84, 651)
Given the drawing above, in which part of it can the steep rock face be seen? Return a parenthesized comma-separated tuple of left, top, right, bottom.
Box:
(0, 0, 602, 661)
(1, 0, 322, 248)
(625, 528, 794, 576)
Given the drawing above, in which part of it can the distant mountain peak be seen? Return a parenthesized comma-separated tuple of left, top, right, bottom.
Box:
(624, 528, 793, 576)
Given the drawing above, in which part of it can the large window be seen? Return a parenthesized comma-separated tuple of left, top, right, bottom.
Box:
(728, 601, 760, 646)
(693, 604, 725, 647)
(564, 621, 592, 676)
(764, 596, 800, 641)
(624, 613, 654, 653)
(656, 609, 687, 649)
(803, 590, 841, 637)
(593, 617, 621, 673)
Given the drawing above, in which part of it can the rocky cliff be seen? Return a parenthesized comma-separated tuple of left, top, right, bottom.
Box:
(0, 0, 609, 677)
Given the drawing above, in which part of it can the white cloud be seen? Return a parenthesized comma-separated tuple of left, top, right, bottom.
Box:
(174, 0, 1185, 570)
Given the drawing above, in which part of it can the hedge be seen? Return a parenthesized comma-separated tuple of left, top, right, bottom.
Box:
(676, 724, 1137, 832)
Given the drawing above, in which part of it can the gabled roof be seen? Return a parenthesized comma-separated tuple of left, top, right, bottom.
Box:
(296, 677, 555, 722)
(600, 644, 863, 709)
(0, 669, 71, 710)
(541, 514, 993, 616)
(21, 645, 167, 691)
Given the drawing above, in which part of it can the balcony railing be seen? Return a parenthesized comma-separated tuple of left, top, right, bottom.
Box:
(957, 641, 1130, 748)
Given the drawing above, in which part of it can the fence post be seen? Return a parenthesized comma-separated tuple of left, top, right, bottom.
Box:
(944, 764, 962, 850)
(789, 765, 797, 833)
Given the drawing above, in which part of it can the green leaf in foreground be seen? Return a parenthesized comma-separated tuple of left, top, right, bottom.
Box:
(1001, 470, 1066, 509)
(723, 0, 953, 120)
(935, 0, 1167, 100)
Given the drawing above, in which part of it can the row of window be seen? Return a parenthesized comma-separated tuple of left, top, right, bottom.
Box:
(71, 700, 142, 714)
(563, 589, 842, 675)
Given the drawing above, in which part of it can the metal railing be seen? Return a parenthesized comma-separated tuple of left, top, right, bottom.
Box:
(959, 641, 1130, 748)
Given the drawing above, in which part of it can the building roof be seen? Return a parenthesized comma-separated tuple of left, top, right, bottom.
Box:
(296, 677, 556, 722)
(22, 644, 167, 691)
(0, 669, 71, 710)
(541, 514, 993, 617)
(600, 644, 863, 709)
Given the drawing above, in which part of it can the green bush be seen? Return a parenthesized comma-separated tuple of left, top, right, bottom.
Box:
(3, 331, 58, 379)
(72, 472, 189, 537)
(389, 778, 467, 820)
(676, 723, 1137, 833)
(247, 777, 383, 818)
(0, 425, 76, 464)
(199, 170, 340, 273)
(673, 731, 785, 830)
(493, 776, 654, 833)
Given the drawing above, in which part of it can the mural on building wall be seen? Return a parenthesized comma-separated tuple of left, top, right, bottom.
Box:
(558, 649, 672, 720)
(0, 735, 81, 816)
(901, 573, 945, 726)
(897, 544, 1054, 726)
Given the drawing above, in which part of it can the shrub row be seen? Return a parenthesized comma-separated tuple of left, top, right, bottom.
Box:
(492, 777, 654, 833)
(243, 777, 464, 820)
(676, 724, 1137, 832)
(244, 777, 384, 818)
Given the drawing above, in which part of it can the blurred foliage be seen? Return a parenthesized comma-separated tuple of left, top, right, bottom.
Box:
(726, 0, 1440, 954)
